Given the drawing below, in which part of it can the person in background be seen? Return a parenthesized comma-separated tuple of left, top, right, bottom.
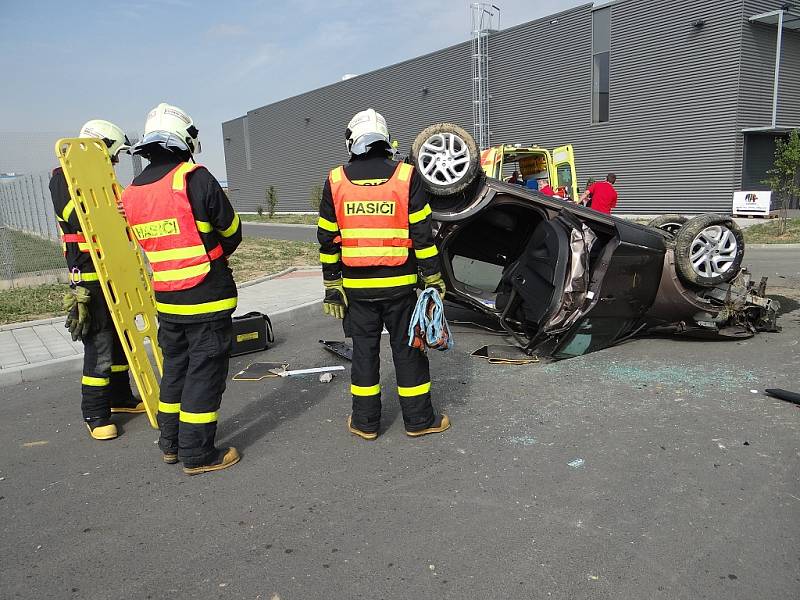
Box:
(538, 179, 556, 197)
(508, 171, 523, 185)
(49, 120, 145, 441)
(579, 173, 618, 214)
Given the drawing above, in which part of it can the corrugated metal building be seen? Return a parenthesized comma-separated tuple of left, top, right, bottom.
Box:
(222, 0, 800, 214)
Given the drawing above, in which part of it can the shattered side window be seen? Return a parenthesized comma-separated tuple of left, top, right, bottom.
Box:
(553, 318, 632, 359)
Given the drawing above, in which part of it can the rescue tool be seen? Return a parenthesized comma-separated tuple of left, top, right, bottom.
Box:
(268, 365, 346, 378)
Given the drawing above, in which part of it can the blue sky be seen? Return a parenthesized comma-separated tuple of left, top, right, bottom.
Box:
(1, 0, 577, 179)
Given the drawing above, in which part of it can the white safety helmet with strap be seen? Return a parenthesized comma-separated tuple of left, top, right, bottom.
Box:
(79, 119, 131, 159)
(133, 102, 201, 156)
(345, 108, 391, 156)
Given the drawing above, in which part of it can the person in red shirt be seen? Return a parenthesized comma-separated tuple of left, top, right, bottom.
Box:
(538, 179, 556, 196)
(579, 173, 618, 214)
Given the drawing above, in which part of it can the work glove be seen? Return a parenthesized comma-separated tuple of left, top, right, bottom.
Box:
(422, 272, 447, 299)
(63, 285, 92, 341)
(323, 278, 348, 320)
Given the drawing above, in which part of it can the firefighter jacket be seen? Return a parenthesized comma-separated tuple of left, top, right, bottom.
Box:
(317, 151, 442, 301)
(49, 167, 98, 285)
(122, 157, 241, 322)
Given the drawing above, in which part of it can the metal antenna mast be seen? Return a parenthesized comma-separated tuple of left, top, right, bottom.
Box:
(471, 3, 500, 150)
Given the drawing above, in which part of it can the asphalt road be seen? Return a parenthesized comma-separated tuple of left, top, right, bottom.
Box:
(2, 283, 799, 598)
(243, 222, 317, 242)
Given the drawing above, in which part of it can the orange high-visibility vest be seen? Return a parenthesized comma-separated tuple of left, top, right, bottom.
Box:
(329, 162, 414, 267)
(121, 163, 223, 292)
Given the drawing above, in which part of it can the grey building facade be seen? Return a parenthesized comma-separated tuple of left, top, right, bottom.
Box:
(223, 0, 800, 214)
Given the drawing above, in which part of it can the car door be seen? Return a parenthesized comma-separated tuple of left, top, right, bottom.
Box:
(551, 144, 578, 200)
(497, 216, 574, 346)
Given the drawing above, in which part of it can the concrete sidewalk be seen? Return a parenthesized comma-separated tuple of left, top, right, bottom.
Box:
(0, 267, 323, 387)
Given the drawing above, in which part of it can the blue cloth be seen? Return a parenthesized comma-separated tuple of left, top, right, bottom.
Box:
(525, 179, 538, 190)
(407, 288, 453, 351)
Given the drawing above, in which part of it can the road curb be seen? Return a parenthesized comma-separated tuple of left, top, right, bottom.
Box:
(746, 243, 800, 249)
(242, 221, 316, 229)
(0, 315, 65, 331)
(0, 299, 324, 388)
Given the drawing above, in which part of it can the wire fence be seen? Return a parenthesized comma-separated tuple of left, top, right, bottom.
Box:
(0, 172, 66, 287)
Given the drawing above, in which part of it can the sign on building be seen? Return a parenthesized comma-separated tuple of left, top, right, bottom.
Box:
(732, 191, 772, 216)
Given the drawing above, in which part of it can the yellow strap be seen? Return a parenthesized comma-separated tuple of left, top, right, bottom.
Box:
(409, 203, 432, 224)
(218, 213, 240, 238)
(318, 217, 339, 232)
(195, 220, 213, 233)
(111, 364, 129, 373)
(330, 166, 343, 183)
(343, 274, 417, 289)
(350, 178, 389, 185)
(351, 383, 381, 396)
(397, 163, 413, 182)
(77, 242, 92, 252)
(414, 245, 439, 259)
(342, 247, 408, 258)
(398, 381, 431, 397)
(152, 261, 210, 283)
(179, 410, 218, 424)
(171, 163, 197, 191)
(340, 228, 408, 239)
(62, 199, 76, 222)
(156, 297, 238, 316)
(82, 375, 110, 387)
(320, 251, 341, 264)
(71, 272, 99, 282)
(146, 244, 208, 262)
(158, 401, 180, 414)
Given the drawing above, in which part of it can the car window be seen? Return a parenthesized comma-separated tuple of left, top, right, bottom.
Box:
(556, 164, 573, 188)
(452, 255, 504, 292)
(552, 318, 633, 359)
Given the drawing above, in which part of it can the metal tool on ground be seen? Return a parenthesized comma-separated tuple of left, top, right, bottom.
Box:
(269, 365, 346, 378)
(232, 362, 289, 381)
(408, 288, 452, 351)
(765, 388, 800, 406)
(471, 345, 540, 365)
(319, 340, 353, 361)
(55, 138, 162, 428)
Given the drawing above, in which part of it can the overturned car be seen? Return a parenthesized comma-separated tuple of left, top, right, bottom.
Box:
(408, 123, 780, 360)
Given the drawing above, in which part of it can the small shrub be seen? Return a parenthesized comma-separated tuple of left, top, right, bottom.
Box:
(309, 184, 323, 212)
(266, 186, 278, 218)
(256, 205, 264, 217)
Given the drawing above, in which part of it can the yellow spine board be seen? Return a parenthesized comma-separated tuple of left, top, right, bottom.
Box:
(55, 138, 162, 429)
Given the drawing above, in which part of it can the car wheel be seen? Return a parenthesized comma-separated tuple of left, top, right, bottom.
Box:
(674, 214, 744, 287)
(648, 214, 689, 236)
(411, 123, 480, 196)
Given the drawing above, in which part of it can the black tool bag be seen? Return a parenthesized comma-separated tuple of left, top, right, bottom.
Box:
(230, 312, 274, 357)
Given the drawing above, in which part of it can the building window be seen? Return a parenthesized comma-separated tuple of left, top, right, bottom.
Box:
(592, 7, 610, 123)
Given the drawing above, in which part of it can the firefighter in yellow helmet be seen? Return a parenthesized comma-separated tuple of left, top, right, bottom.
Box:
(121, 103, 242, 475)
(318, 109, 450, 440)
(49, 120, 145, 441)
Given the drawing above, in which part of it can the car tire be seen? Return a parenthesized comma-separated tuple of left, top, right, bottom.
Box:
(674, 214, 744, 287)
(648, 214, 689, 236)
(411, 123, 481, 196)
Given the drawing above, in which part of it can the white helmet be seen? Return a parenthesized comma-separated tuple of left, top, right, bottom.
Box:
(133, 102, 201, 155)
(346, 108, 390, 155)
(79, 119, 131, 158)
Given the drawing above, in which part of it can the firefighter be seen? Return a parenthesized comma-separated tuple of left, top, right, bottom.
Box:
(318, 108, 451, 440)
(49, 120, 145, 441)
(121, 103, 242, 475)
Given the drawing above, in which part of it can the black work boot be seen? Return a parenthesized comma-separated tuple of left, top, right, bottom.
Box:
(406, 414, 451, 438)
(183, 447, 240, 476)
(85, 417, 118, 440)
(111, 396, 146, 414)
(347, 416, 378, 441)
